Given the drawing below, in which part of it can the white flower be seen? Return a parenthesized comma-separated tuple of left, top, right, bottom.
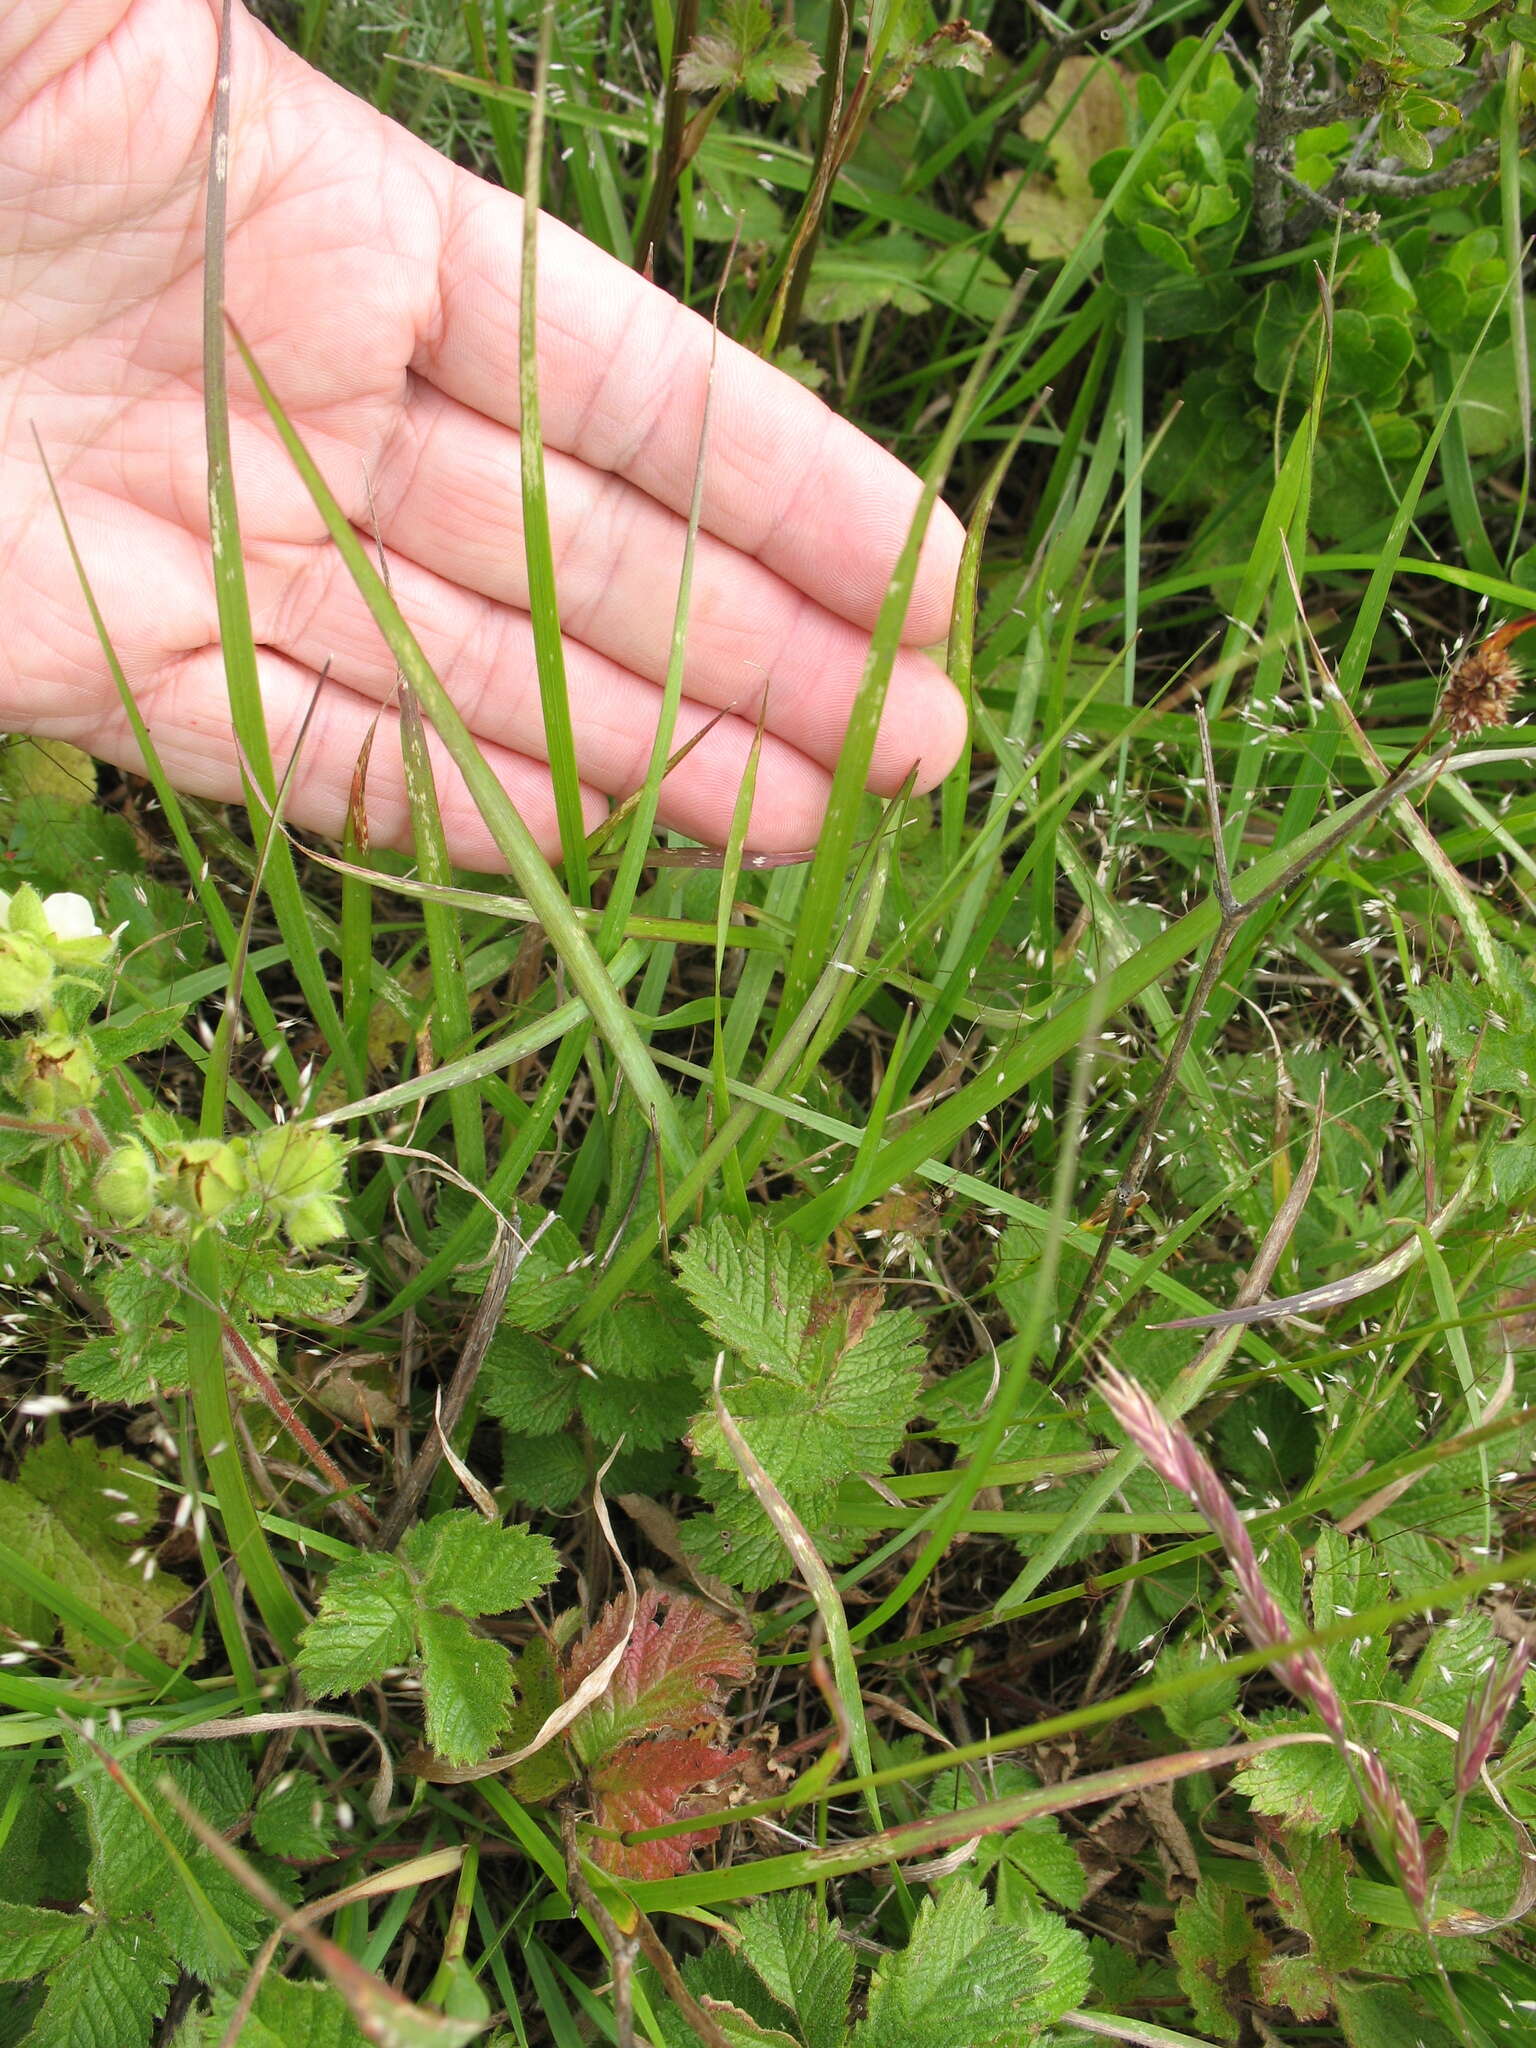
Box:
(0, 888, 101, 939)
(40, 892, 101, 942)
(0, 885, 112, 970)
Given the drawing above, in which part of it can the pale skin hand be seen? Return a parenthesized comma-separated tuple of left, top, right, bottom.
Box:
(0, 1, 967, 868)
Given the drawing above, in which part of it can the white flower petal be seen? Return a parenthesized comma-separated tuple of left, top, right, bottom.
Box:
(41, 892, 101, 941)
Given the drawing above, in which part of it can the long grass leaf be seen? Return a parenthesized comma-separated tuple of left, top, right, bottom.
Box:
(226, 324, 691, 1173)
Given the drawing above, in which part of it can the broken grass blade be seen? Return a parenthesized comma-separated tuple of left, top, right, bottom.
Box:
(1151, 1159, 1483, 1331)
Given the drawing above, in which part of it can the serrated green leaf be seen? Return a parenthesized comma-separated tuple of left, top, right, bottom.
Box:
(674, 1218, 822, 1381)
(62, 1333, 185, 1405)
(1393, 1611, 1501, 1807)
(399, 1511, 559, 1618)
(0, 1901, 88, 1980)
(418, 1608, 514, 1766)
(1336, 1979, 1461, 2048)
(68, 1743, 265, 1978)
(233, 1248, 362, 1322)
(1170, 1880, 1257, 2042)
(671, 1948, 797, 2048)
(0, 1765, 89, 1910)
(496, 1429, 589, 1510)
(740, 43, 820, 101)
(1231, 1710, 1356, 1830)
(195, 1976, 370, 2048)
(473, 1213, 588, 1332)
(731, 1893, 853, 2048)
(677, 0, 820, 101)
(97, 1251, 188, 1398)
(1157, 1636, 1240, 1749)
(917, 1758, 1087, 1913)
(480, 1329, 575, 1435)
(683, 1463, 860, 1592)
(87, 1009, 188, 1066)
(853, 1880, 1081, 2048)
(575, 1369, 698, 1451)
(582, 1272, 711, 1382)
(296, 1553, 416, 1697)
(1259, 1829, 1365, 2006)
(690, 1301, 923, 1497)
(23, 1921, 175, 2048)
(252, 1772, 338, 1861)
(689, 2002, 800, 2048)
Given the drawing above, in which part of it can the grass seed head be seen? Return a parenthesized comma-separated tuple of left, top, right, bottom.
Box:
(1440, 614, 1536, 737)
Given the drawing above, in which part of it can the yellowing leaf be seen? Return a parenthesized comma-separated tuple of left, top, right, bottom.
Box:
(975, 175, 1094, 263)
(0, 1439, 190, 1678)
(976, 56, 1128, 258)
(0, 737, 97, 813)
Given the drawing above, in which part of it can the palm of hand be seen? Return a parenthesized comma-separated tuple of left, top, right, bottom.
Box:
(0, 0, 963, 864)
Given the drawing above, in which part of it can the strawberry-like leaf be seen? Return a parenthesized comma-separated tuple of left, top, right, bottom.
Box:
(587, 1734, 753, 1881)
(563, 1588, 755, 1879)
(566, 1587, 752, 1764)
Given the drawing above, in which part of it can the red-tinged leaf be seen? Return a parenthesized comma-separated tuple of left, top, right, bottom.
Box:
(588, 1734, 753, 1880)
(565, 1588, 753, 1764)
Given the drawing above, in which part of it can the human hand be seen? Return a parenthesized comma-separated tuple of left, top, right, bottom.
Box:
(0, 1, 966, 868)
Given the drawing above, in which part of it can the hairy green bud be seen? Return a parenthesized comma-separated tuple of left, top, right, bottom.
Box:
(0, 931, 56, 1016)
(161, 1137, 248, 1220)
(95, 1141, 159, 1227)
(249, 1123, 350, 1249)
(13, 1031, 100, 1117)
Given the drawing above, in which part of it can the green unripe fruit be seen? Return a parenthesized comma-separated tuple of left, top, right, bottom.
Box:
(13, 1031, 100, 1117)
(0, 931, 56, 1016)
(161, 1137, 248, 1220)
(249, 1124, 350, 1249)
(95, 1142, 158, 1227)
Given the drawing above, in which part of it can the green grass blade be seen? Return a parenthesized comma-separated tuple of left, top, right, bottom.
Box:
(519, 0, 590, 904)
(397, 683, 486, 1183)
(184, 1231, 307, 1658)
(227, 323, 691, 1174)
(204, 0, 358, 1099)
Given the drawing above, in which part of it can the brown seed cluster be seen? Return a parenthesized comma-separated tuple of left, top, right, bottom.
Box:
(1439, 613, 1536, 737)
